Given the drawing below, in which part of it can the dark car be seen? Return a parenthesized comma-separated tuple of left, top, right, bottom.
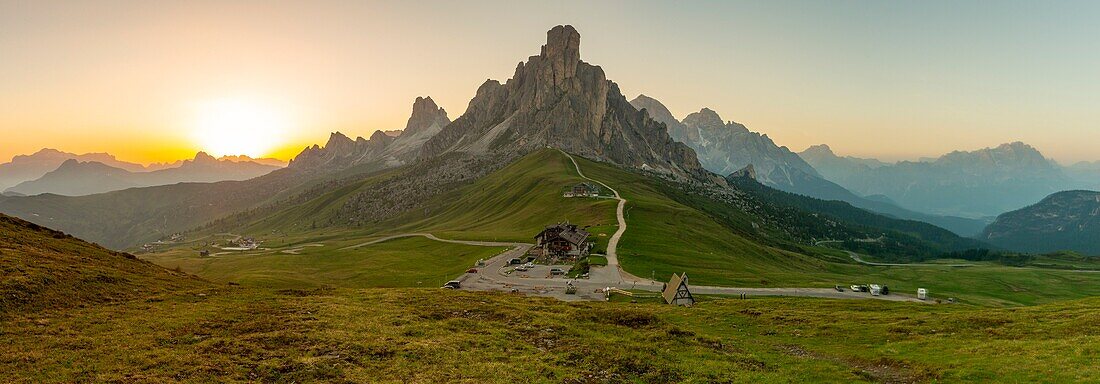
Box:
(465, 268, 478, 274)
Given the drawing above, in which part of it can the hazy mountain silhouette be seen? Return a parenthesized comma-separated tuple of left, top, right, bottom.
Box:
(0, 149, 148, 191)
(5, 152, 280, 196)
(802, 142, 1075, 218)
(798, 144, 889, 184)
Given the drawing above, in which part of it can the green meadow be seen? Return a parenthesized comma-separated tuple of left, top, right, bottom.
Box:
(146, 150, 1100, 307)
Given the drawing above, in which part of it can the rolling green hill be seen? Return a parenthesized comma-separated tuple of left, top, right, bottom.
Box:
(155, 149, 1100, 306)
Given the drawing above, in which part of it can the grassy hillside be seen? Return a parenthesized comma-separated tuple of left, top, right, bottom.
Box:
(143, 236, 506, 289)
(573, 155, 1100, 306)
(387, 150, 621, 241)
(3, 198, 1099, 381)
(0, 214, 202, 315)
(151, 149, 1100, 306)
(3, 287, 1098, 382)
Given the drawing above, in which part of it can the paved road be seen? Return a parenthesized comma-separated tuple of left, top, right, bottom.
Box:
(845, 250, 975, 267)
(560, 150, 626, 275)
(341, 233, 525, 251)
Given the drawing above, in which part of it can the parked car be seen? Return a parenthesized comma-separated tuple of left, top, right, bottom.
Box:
(869, 284, 883, 296)
(834, 285, 844, 292)
(514, 266, 528, 272)
(442, 280, 462, 289)
(465, 268, 478, 274)
(550, 268, 564, 275)
(850, 284, 868, 292)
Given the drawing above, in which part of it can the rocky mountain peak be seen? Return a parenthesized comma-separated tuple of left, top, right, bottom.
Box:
(404, 96, 450, 136)
(541, 25, 581, 83)
(325, 132, 355, 149)
(630, 95, 675, 125)
(419, 25, 704, 179)
(683, 108, 725, 130)
(192, 152, 218, 164)
(801, 144, 836, 157)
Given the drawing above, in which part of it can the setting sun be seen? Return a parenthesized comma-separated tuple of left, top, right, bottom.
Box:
(192, 97, 290, 158)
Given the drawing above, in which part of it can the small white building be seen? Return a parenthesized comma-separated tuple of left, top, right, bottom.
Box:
(917, 288, 928, 300)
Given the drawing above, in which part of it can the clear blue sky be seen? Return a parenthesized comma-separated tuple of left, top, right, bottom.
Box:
(2, 0, 1098, 163)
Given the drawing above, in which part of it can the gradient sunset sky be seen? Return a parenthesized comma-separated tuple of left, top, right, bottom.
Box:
(2, 1, 1098, 165)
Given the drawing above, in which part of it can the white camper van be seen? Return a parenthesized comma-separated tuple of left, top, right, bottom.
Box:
(917, 288, 928, 300)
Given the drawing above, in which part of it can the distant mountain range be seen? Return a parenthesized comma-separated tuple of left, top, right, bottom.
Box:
(629, 94, 987, 236)
(800, 142, 1082, 219)
(981, 190, 1100, 255)
(0, 148, 286, 194)
(4, 152, 281, 196)
(0, 149, 148, 191)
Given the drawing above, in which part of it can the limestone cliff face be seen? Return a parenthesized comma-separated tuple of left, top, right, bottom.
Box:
(420, 25, 703, 178)
(289, 96, 448, 170)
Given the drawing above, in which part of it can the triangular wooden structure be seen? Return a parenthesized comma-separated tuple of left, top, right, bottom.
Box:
(662, 273, 695, 306)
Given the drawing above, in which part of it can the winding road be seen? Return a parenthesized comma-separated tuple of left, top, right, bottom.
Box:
(560, 150, 628, 284)
(332, 151, 924, 302)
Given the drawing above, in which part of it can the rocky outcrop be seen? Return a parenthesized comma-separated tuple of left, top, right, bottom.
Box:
(419, 25, 704, 179)
(384, 96, 451, 163)
(728, 164, 757, 181)
(288, 132, 384, 171)
(289, 96, 449, 171)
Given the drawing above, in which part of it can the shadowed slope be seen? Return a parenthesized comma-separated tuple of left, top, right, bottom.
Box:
(0, 214, 202, 314)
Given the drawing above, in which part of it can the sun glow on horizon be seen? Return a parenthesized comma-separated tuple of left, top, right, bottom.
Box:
(192, 97, 291, 158)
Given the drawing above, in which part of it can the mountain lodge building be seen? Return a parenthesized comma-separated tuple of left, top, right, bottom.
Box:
(534, 222, 592, 260)
(563, 182, 600, 198)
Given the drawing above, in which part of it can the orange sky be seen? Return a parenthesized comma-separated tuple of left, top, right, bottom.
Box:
(3, 1, 1099, 165)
